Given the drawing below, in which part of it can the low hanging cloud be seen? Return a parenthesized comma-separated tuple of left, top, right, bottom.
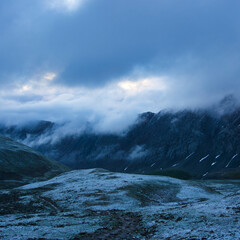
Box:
(0, 72, 169, 132)
(127, 145, 149, 161)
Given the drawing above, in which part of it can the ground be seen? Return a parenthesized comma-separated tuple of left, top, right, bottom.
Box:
(0, 169, 239, 240)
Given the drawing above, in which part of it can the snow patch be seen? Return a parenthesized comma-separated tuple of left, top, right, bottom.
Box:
(185, 152, 194, 160)
(199, 154, 209, 162)
(225, 154, 238, 168)
(203, 172, 208, 177)
(231, 153, 238, 159)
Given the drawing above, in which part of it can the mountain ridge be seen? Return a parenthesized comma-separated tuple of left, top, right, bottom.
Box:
(1, 97, 240, 179)
(0, 134, 69, 189)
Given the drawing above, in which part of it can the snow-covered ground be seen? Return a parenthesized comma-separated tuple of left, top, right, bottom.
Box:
(0, 169, 239, 239)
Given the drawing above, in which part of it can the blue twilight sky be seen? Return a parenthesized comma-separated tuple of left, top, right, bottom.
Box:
(0, 0, 240, 131)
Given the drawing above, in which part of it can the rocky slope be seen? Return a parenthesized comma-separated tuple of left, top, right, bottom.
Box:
(1, 97, 240, 179)
(0, 169, 239, 239)
(0, 135, 69, 189)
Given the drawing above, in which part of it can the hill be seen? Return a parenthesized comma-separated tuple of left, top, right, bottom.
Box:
(0, 134, 69, 188)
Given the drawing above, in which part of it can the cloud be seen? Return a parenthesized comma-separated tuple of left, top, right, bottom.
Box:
(1, 0, 240, 89)
(0, 66, 239, 134)
(127, 145, 148, 160)
(0, 0, 240, 132)
(0, 72, 168, 132)
(118, 76, 168, 96)
(47, 0, 86, 12)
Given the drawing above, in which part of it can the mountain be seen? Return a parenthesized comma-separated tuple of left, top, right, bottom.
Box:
(1, 97, 240, 179)
(0, 134, 69, 189)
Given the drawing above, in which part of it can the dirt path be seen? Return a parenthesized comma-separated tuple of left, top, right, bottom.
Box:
(71, 210, 156, 240)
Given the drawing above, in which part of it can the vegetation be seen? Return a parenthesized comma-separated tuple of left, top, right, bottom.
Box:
(147, 169, 193, 180)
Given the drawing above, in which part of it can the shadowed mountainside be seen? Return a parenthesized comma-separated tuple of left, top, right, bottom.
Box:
(0, 135, 69, 189)
(1, 96, 240, 179)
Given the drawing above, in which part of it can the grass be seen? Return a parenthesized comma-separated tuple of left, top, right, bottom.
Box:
(146, 169, 193, 180)
(118, 181, 180, 206)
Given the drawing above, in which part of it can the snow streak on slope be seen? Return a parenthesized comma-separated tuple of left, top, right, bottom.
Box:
(226, 154, 238, 168)
(185, 152, 194, 160)
(199, 154, 209, 162)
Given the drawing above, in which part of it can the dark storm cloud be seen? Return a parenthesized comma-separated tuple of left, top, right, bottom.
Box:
(0, 0, 240, 89)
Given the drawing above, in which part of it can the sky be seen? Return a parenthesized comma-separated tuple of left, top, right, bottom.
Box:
(0, 0, 240, 132)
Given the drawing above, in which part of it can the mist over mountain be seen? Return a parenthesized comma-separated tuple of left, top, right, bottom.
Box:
(1, 96, 240, 179)
(0, 134, 68, 189)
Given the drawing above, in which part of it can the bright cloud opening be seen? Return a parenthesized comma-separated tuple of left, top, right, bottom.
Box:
(21, 85, 32, 92)
(43, 72, 57, 81)
(48, 0, 85, 12)
(118, 77, 168, 96)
